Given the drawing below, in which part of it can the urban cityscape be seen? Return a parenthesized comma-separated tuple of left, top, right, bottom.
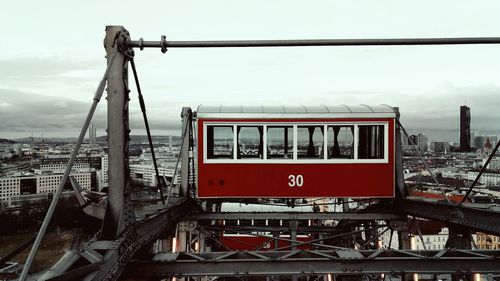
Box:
(1, 104, 500, 278)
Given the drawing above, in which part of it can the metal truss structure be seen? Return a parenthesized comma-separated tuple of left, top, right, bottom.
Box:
(394, 197, 500, 235)
(11, 26, 500, 281)
(125, 249, 500, 277)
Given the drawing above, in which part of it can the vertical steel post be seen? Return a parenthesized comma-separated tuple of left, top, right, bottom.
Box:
(290, 220, 298, 251)
(394, 107, 407, 198)
(290, 221, 299, 281)
(101, 25, 132, 239)
(180, 107, 192, 197)
(177, 221, 189, 252)
(398, 227, 412, 281)
(273, 232, 280, 250)
(198, 231, 205, 252)
(448, 226, 473, 281)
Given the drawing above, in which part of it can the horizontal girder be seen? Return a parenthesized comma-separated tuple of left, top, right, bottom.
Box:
(127, 37, 500, 49)
(186, 212, 403, 221)
(125, 249, 500, 277)
(395, 197, 500, 235)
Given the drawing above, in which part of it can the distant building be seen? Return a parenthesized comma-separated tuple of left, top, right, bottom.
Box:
(430, 141, 450, 153)
(460, 105, 471, 152)
(39, 156, 102, 191)
(41, 156, 102, 170)
(401, 134, 408, 145)
(409, 135, 418, 146)
(36, 173, 92, 194)
(484, 136, 498, 148)
(477, 233, 500, 250)
(489, 135, 499, 147)
(379, 222, 478, 251)
(474, 136, 485, 150)
(89, 123, 97, 146)
(406, 175, 469, 189)
(101, 155, 108, 191)
(38, 162, 90, 173)
(468, 170, 500, 186)
(470, 131, 476, 148)
(411, 233, 449, 250)
(484, 158, 500, 171)
(404, 134, 427, 152)
(0, 172, 92, 205)
(130, 164, 175, 186)
(484, 137, 493, 152)
(417, 133, 428, 152)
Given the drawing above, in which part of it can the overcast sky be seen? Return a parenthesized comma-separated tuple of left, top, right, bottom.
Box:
(1, 1, 500, 141)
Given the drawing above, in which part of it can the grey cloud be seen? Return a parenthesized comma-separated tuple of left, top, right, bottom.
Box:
(0, 88, 102, 132)
(311, 83, 500, 133)
(0, 56, 101, 78)
(0, 89, 181, 137)
(398, 84, 500, 131)
(1, 81, 499, 139)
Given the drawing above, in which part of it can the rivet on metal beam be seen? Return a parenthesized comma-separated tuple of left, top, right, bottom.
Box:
(161, 35, 168, 53)
(139, 38, 144, 51)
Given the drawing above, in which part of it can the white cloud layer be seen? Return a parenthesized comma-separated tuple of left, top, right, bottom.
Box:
(1, 1, 499, 139)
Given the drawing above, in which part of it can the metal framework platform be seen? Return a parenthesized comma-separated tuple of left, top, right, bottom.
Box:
(125, 249, 500, 277)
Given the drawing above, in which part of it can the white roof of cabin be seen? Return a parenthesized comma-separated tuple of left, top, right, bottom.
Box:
(196, 105, 397, 119)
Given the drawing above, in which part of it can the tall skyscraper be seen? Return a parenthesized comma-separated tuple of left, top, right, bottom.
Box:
(89, 123, 96, 146)
(460, 105, 471, 152)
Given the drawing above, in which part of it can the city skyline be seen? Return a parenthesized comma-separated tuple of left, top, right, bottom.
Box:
(1, 1, 500, 139)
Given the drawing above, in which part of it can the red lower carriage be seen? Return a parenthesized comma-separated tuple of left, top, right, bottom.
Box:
(221, 234, 313, 251)
(216, 203, 316, 251)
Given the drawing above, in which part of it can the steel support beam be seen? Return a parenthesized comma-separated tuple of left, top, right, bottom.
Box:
(128, 37, 500, 49)
(180, 107, 192, 197)
(187, 212, 404, 221)
(395, 197, 500, 235)
(125, 250, 500, 277)
(101, 25, 133, 239)
(200, 225, 379, 234)
(394, 108, 407, 198)
(40, 249, 81, 280)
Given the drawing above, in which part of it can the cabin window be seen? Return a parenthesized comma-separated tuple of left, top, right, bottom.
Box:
(239, 219, 252, 227)
(237, 126, 264, 159)
(267, 126, 293, 159)
(358, 125, 384, 159)
(207, 126, 234, 159)
(297, 220, 309, 227)
(253, 220, 266, 227)
(297, 126, 324, 159)
(224, 219, 238, 234)
(268, 219, 281, 227)
(327, 125, 354, 159)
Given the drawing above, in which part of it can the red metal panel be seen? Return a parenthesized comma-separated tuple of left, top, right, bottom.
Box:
(197, 118, 395, 198)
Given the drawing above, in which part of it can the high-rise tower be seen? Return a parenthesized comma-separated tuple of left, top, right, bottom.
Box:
(460, 105, 471, 152)
(89, 123, 97, 146)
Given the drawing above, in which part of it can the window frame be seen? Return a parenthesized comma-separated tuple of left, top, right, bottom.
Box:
(203, 121, 389, 164)
(205, 125, 235, 159)
(266, 125, 295, 160)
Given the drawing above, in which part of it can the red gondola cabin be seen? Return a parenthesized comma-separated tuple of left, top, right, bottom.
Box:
(196, 105, 396, 198)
